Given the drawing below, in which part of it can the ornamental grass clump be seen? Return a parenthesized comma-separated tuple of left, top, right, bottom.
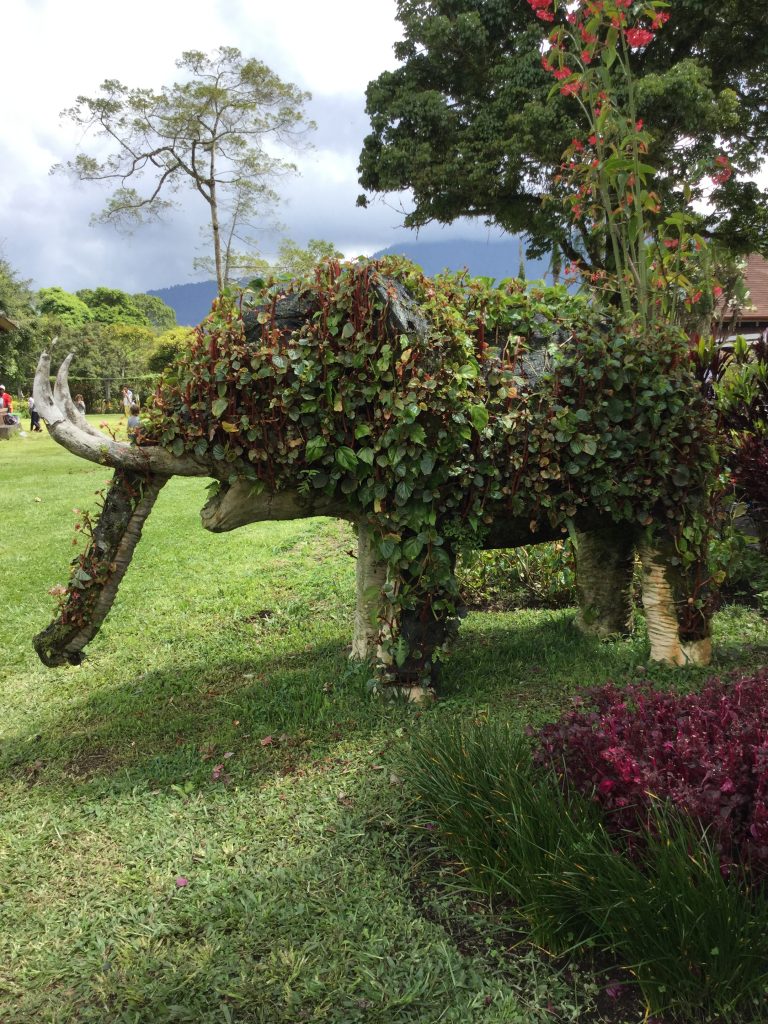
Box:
(535, 671, 768, 878)
(409, 716, 768, 1019)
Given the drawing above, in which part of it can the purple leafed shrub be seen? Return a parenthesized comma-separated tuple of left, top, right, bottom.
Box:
(733, 434, 768, 509)
(535, 673, 768, 876)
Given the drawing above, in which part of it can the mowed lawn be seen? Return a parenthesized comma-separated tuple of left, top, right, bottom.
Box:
(3, 421, 768, 1023)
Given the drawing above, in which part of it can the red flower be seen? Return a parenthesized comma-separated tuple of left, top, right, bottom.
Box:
(553, 66, 573, 79)
(560, 81, 581, 96)
(537, 9, 555, 20)
(635, 119, 643, 131)
(691, 290, 703, 303)
(711, 156, 732, 185)
(651, 11, 670, 28)
(625, 27, 655, 47)
(571, 138, 585, 152)
(663, 238, 679, 249)
(582, 50, 593, 63)
(588, 134, 597, 145)
(713, 286, 724, 299)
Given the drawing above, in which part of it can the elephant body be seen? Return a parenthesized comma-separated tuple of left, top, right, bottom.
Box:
(34, 259, 716, 689)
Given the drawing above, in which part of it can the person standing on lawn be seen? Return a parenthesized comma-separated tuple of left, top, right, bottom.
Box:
(121, 386, 134, 417)
(28, 395, 42, 431)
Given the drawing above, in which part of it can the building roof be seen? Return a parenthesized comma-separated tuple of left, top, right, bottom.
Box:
(0, 311, 18, 332)
(739, 253, 768, 325)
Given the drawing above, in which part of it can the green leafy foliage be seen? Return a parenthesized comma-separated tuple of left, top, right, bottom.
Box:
(358, 0, 768, 268)
(456, 541, 576, 611)
(0, 256, 39, 388)
(74, 286, 162, 327)
(37, 286, 94, 326)
(145, 257, 716, 680)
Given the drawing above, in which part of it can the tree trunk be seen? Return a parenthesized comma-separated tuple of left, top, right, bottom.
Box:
(573, 524, 635, 637)
(209, 153, 223, 293)
(638, 539, 712, 667)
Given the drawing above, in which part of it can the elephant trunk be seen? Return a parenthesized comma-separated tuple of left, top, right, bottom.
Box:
(34, 470, 166, 667)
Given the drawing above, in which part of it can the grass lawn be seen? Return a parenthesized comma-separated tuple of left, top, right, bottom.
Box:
(3, 420, 768, 1023)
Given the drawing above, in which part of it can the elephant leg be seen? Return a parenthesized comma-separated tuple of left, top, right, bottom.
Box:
(638, 538, 712, 667)
(351, 522, 388, 661)
(573, 524, 635, 637)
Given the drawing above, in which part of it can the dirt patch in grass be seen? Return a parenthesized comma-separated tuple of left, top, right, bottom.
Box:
(408, 847, 667, 1024)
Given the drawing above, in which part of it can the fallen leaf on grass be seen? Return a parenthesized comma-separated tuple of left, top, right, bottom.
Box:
(211, 764, 232, 784)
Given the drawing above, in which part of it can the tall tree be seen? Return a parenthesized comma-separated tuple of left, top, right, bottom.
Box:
(37, 286, 93, 327)
(272, 238, 345, 277)
(131, 293, 177, 332)
(56, 47, 314, 292)
(191, 174, 279, 284)
(76, 287, 153, 326)
(358, 0, 768, 271)
(0, 257, 38, 388)
(39, 286, 176, 330)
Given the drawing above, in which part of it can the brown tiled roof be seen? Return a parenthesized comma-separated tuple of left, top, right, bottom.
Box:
(740, 253, 768, 322)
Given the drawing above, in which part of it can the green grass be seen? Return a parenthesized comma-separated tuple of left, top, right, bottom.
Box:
(3, 422, 768, 1022)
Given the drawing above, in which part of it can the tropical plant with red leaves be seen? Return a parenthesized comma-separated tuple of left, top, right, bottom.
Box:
(535, 672, 768, 877)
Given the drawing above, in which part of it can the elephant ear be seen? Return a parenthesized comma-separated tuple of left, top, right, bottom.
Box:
(373, 275, 430, 343)
(33, 353, 212, 478)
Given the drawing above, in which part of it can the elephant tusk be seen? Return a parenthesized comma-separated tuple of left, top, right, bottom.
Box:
(33, 352, 214, 478)
(53, 353, 112, 441)
(34, 351, 66, 426)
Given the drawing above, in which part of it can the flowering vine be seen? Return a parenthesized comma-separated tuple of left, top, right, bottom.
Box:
(529, 0, 728, 335)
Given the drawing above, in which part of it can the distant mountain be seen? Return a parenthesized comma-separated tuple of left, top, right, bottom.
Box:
(150, 238, 555, 326)
(147, 279, 220, 327)
(371, 237, 553, 281)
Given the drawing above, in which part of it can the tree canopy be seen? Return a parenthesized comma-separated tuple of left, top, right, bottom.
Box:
(357, 0, 768, 270)
(38, 285, 176, 330)
(37, 287, 94, 327)
(56, 47, 314, 291)
(271, 238, 346, 278)
(0, 257, 38, 388)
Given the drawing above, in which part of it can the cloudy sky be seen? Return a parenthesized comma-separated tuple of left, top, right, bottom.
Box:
(0, 0, 504, 295)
